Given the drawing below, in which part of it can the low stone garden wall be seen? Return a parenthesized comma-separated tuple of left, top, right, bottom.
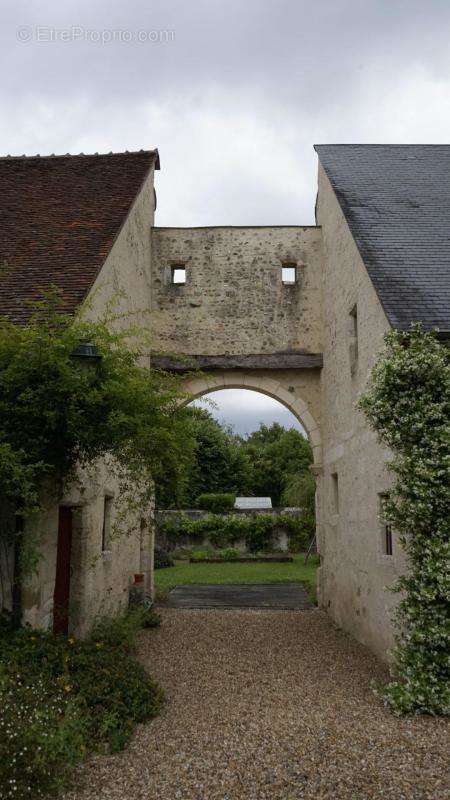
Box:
(155, 507, 303, 553)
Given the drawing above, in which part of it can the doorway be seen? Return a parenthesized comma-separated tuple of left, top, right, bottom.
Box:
(53, 506, 73, 635)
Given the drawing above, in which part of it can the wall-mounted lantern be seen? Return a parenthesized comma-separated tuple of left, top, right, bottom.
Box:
(70, 342, 102, 362)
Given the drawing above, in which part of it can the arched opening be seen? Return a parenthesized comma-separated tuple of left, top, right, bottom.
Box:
(191, 388, 307, 438)
(154, 375, 321, 608)
(181, 372, 322, 465)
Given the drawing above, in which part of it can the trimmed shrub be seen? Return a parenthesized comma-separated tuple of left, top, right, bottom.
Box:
(190, 549, 213, 561)
(196, 492, 236, 512)
(154, 544, 174, 569)
(217, 547, 240, 561)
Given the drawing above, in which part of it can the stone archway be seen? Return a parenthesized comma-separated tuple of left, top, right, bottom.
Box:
(181, 371, 322, 467)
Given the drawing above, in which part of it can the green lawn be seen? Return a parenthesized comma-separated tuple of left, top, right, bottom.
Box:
(154, 554, 319, 602)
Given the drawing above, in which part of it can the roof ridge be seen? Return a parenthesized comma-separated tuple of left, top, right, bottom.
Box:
(314, 143, 450, 148)
(0, 148, 159, 162)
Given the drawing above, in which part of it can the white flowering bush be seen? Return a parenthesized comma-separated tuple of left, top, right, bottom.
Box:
(359, 325, 449, 715)
(0, 671, 86, 798)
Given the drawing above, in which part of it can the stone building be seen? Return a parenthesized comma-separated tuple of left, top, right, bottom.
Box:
(1, 144, 449, 658)
(0, 150, 159, 635)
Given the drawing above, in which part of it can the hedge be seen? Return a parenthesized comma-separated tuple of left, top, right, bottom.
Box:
(196, 492, 236, 512)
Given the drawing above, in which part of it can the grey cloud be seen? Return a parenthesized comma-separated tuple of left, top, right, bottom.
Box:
(1, 0, 449, 228)
(191, 389, 304, 438)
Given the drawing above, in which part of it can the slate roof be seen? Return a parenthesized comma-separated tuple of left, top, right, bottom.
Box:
(0, 149, 159, 323)
(315, 145, 450, 335)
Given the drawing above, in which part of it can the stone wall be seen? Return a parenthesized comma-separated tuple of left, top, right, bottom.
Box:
(17, 168, 157, 636)
(315, 163, 407, 661)
(150, 226, 323, 356)
(21, 461, 152, 637)
(155, 508, 303, 553)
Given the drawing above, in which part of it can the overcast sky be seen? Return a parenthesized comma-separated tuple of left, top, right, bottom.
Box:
(2, 0, 448, 429)
(191, 390, 304, 438)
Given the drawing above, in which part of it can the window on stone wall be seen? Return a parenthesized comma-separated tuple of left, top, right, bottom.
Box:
(101, 496, 113, 552)
(379, 493, 393, 556)
(331, 472, 339, 514)
(171, 265, 186, 285)
(282, 264, 297, 284)
(348, 304, 358, 376)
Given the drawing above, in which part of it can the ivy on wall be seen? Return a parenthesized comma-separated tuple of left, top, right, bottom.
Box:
(359, 324, 449, 715)
(160, 512, 311, 553)
(0, 293, 196, 620)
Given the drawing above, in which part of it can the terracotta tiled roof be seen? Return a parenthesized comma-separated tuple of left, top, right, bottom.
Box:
(0, 149, 159, 323)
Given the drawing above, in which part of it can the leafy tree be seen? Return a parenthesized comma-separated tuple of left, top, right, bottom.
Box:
(157, 407, 252, 507)
(282, 471, 315, 511)
(242, 423, 313, 505)
(0, 296, 196, 620)
(359, 325, 449, 716)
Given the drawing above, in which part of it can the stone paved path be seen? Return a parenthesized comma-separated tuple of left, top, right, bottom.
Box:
(165, 582, 313, 609)
(65, 609, 449, 800)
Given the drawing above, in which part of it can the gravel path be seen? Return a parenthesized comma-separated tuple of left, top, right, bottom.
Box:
(65, 609, 449, 800)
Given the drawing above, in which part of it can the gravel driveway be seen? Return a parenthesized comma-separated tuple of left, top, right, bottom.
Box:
(65, 608, 449, 800)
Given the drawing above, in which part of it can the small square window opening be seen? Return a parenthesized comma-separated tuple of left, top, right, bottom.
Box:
(101, 496, 113, 552)
(331, 472, 339, 514)
(348, 304, 358, 375)
(282, 265, 297, 284)
(384, 522, 393, 556)
(171, 265, 186, 285)
(379, 494, 393, 556)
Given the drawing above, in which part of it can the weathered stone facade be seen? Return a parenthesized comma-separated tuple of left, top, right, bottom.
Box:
(147, 187, 402, 662)
(3, 147, 423, 662)
(4, 164, 158, 636)
(150, 226, 323, 355)
(315, 164, 406, 658)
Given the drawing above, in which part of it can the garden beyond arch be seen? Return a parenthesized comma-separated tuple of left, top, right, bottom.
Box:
(181, 371, 322, 467)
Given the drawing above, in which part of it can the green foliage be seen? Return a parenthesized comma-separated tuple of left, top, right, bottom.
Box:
(154, 545, 175, 569)
(90, 607, 160, 651)
(0, 614, 163, 798)
(154, 553, 320, 603)
(190, 549, 215, 561)
(0, 294, 195, 589)
(282, 470, 315, 511)
(359, 325, 450, 716)
(281, 472, 316, 550)
(161, 512, 309, 553)
(156, 413, 315, 513)
(191, 547, 240, 561)
(0, 673, 86, 799)
(196, 492, 236, 512)
(217, 547, 241, 561)
(242, 423, 313, 506)
(157, 407, 251, 508)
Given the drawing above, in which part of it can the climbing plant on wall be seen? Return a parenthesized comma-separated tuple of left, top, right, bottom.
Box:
(359, 324, 449, 716)
(0, 293, 196, 620)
